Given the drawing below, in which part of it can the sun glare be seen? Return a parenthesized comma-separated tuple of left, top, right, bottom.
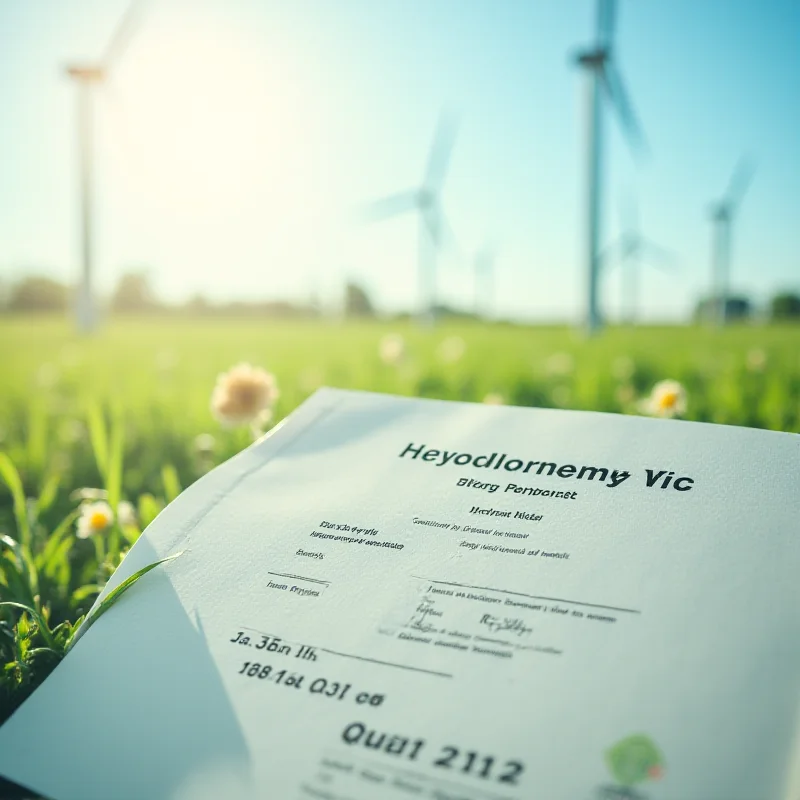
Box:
(103, 13, 310, 218)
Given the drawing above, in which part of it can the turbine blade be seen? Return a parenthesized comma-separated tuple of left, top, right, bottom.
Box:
(602, 62, 647, 155)
(424, 111, 460, 191)
(598, 0, 617, 46)
(102, 0, 147, 72)
(724, 156, 756, 210)
(360, 190, 419, 222)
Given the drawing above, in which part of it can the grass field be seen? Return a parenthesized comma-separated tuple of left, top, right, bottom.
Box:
(1, 316, 799, 726)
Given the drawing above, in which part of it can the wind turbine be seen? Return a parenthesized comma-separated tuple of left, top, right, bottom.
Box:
(708, 156, 755, 326)
(64, 1, 145, 333)
(572, 0, 646, 335)
(363, 113, 459, 324)
(473, 244, 496, 320)
(603, 193, 674, 324)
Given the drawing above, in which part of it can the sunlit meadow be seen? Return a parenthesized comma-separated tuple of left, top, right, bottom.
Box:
(0, 316, 798, 726)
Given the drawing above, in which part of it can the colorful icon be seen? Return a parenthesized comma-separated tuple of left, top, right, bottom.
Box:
(598, 734, 665, 799)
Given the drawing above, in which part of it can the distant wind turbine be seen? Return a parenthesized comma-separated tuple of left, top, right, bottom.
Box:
(603, 193, 674, 324)
(708, 156, 755, 326)
(65, 1, 146, 333)
(572, 0, 647, 335)
(363, 113, 460, 324)
(473, 244, 496, 320)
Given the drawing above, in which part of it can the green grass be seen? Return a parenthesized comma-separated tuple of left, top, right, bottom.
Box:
(0, 316, 798, 726)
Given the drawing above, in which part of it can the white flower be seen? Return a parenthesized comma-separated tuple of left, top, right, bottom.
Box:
(482, 392, 504, 405)
(77, 501, 114, 539)
(70, 487, 108, 502)
(117, 501, 137, 528)
(193, 433, 216, 455)
(437, 336, 466, 364)
(545, 352, 574, 377)
(379, 334, 405, 365)
(211, 363, 279, 427)
(640, 380, 687, 418)
(746, 348, 767, 373)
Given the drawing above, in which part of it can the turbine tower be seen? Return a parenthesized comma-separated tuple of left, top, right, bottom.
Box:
(364, 113, 459, 324)
(708, 157, 755, 326)
(604, 193, 674, 324)
(65, 1, 144, 333)
(572, 0, 646, 335)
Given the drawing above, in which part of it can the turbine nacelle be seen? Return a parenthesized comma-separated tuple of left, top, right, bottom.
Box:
(416, 189, 436, 210)
(571, 0, 647, 334)
(64, 65, 106, 83)
(574, 48, 610, 69)
(64, 0, 147, 334)
(710, 204, 732, 223)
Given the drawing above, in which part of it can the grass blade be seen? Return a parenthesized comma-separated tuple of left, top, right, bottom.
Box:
(71, 584, 102, 603)
(0, 552, 36, 608)
(106, 404, 124, 512)
(0, 452, 31, 546)
(67, 551, 183, 652)
(0, 535, 39, 606)
(86, 402, 109, 480)
(161, 464, 181, 503)
(138, 493, 164, 529)
(35, 509, 80, 574)
(0, 602, 56, 650)
(35, 469, 62, 518)
(26, 398, 48, 476)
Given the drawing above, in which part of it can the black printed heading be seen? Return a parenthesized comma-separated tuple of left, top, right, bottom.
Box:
(398, 443, 694, 491)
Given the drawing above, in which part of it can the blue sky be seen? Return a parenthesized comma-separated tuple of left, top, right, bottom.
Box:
(0, 0, 798, 321)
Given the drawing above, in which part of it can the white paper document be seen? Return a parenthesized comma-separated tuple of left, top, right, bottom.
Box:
(0, 388, 798, 800)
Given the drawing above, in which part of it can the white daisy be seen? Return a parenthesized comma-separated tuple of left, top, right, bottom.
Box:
(379, 334, 405, 365)
(193, 433, 216, 455)
(70, 487, 108, 502)
(545, 352, 575, 377)
(77, 501, 114, 539)
(437, 336, 466, 364)
(117, 501, 137, 528)
(640, 380, 687, 419)
(745, 348, 767, 373)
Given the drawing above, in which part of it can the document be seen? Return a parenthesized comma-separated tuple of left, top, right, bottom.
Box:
(0, 388, 798, 800)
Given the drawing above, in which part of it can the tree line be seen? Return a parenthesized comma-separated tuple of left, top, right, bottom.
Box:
(1, 271, 799, 321)
(0, 272, 323, 319)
